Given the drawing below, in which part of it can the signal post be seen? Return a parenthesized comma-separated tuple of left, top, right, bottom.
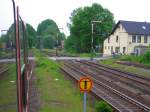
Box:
(79, 77, 93, 112)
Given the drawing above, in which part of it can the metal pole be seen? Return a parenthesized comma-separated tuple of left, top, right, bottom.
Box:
(40, 36, 41, 51)
(39, 36, 42, 51)
(90, 21, 101, 60)
(56, 33, 58, 56)
(91, 23, 94, 61)
(56, 28, 63, 56)
(12, 1, 20, 112)
(16, 6, 23, 112)
(83, 92, 87, 112)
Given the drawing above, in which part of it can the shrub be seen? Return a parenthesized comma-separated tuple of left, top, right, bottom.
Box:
(119, 55, 143, 63)
(95, 101, 112, 112)
(119, 55, 133, 61)
(141, 51, 150, 63)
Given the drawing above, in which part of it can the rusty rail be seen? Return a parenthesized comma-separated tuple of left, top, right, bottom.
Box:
(60, 60, 150, 112)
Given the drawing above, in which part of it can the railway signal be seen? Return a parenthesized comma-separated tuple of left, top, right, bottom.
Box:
(79, 77, 93, 112)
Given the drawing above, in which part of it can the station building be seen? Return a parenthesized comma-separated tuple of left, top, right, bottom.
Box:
(103, 20, 150, 56)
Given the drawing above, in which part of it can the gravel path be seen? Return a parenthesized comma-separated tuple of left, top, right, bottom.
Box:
(28, 63, 41, 112)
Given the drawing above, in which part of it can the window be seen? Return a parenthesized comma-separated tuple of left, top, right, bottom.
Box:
(137, 35, 141, 43)
(116, 36, 118, 42)
(108, 46, 110, 49)
(142, 26, 146, 30)
(115, 47, 120, 53)
(123, 47, 126, 54)
(132, 35, 136, 43)
(105, 46, 107, 49)
(144, 36, 148, 43)
(108, 37, 110, 43)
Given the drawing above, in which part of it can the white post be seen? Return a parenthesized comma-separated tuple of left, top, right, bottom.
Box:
(83, 92, 87, 112)
(91, 20, 101, 60)
(91, 23, 94, 60)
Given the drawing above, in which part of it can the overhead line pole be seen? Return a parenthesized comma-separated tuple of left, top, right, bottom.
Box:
(56, 28, 63, 56)
(91, 21, 101, 61)
(12, 0, 23, 111)
(17, 6, 23, 112)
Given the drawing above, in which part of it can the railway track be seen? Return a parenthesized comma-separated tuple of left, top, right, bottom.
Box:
(0, 64, 9, 76)
(42, 50, 77, 57)
(87, 61, 150, 83)
(79, 61, 150, 94)
(60, 60, 150, 112)
(42, 50, 57, 57)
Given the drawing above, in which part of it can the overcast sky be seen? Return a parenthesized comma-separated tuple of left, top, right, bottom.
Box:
(0, 0, 150, 36)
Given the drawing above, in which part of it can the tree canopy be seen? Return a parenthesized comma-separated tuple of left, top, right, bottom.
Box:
(26, 23, 36, 48)
(0, 19, 65, 50)
(65, 3, 115, 53)
(0, 22, 36, 49)
(37, 19, 65, 49)
(0, 24, 15, 48)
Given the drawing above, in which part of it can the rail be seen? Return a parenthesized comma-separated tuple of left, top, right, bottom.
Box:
(61, 60, 150, 112)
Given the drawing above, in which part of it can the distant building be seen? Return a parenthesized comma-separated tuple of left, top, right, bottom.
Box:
(103, 20, 150, 56)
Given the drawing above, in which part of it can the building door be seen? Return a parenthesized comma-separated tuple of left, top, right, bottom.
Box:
(123, 47, 126, 54)
(134, 48, 139, 56)
(111, 46, 113, 54)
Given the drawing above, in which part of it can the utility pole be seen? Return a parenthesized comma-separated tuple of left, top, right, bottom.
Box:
(56, 33, 58, 56)
(37, 36, 42, 51)
(91, 21, 101, 61)
(56, 28, 63, 56)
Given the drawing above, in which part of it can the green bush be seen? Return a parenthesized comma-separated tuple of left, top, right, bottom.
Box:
(95, 101, 112, 112)
(141, 51, 150, 64)
(119, 55, 132, 61)
(118, 51, 150, 66)
(119, 55, 142, 63)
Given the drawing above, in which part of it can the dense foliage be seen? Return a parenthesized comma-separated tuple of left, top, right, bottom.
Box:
(65, 3, 114, 53)
(26, 23, 36, 48)
(0, 22, 36, 49)
(119, 50, 150, 66)
(95, 101, 112, 112)
(0, 24, 15, 48)
(0, 19, 65, 50)
(37, 19, 65, 49)
(141, 51, 150, 64)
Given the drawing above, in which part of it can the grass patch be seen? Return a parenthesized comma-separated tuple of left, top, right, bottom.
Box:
(34, 51, 95, 112)
(0, 64, 17, 112)
(41, 48, 97, 58)
(118, 52, 150, 67)
(79, 53, 92, 57)
(100, 58, 150, 77)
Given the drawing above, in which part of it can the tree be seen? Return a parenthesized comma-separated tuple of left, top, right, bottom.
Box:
(26, 23, 36, 48)
(0, 34, 7, 50)
(65, 35, 77, 52)
(58, 32, 66, 46)
(37, 19, 64, 49)
(65, 3, 114, 53)
(43, 34, 55, 49)
(3, 24, 15, 48)
(0, 23, 36, 49)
